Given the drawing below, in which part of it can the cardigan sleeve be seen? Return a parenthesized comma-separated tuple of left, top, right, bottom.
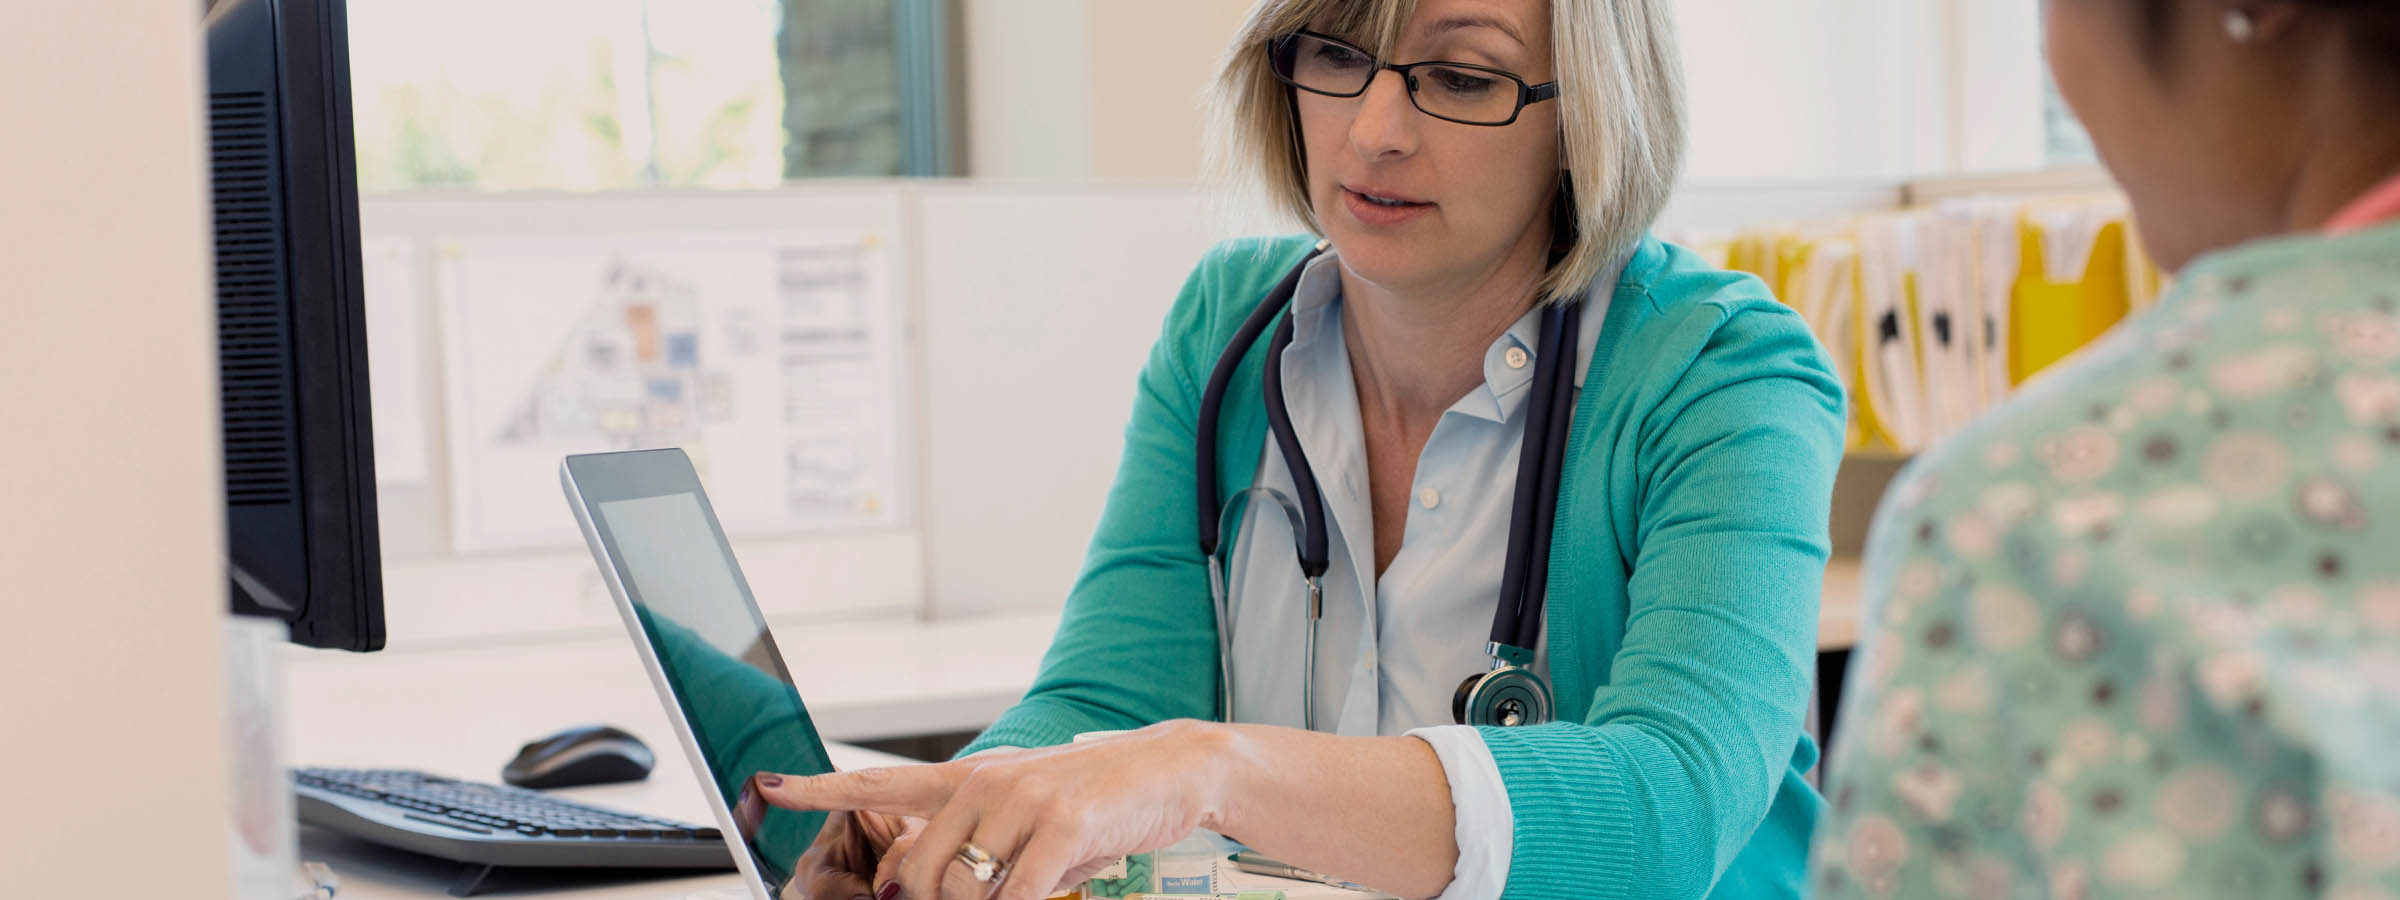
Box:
(955, 246, 1250, 756)
(1479, 300, 1844, 899)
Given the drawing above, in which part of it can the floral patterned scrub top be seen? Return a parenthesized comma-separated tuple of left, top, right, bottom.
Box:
(1814, 221, 2400, 900)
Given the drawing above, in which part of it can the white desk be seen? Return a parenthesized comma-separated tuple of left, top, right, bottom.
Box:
(280, 615, 1018, 899)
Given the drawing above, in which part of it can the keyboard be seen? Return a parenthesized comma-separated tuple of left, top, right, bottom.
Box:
(294, 767, 735, 872)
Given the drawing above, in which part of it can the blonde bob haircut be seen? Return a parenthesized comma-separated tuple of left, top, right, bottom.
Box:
(1208, 0, 1686, 303)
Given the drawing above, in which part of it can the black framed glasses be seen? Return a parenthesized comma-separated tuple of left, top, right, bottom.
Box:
(1266, 30, 1559, 127)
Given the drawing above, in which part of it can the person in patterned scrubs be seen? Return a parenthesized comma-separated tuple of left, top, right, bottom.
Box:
(1814, 2, 2400, 899)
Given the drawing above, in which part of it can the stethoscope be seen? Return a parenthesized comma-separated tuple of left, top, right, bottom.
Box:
(1194, 242, 1581, 730)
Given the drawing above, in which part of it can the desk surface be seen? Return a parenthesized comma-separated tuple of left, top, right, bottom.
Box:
(286, 638, 923, 899)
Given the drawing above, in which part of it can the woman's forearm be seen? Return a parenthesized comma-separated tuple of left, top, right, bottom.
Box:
(1203, 724, 1462, 900)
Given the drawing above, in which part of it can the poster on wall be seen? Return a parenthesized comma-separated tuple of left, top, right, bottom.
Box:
(436, 230, 909, 552)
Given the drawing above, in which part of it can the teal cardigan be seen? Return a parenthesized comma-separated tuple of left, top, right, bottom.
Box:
(961, 234, 1844, 899)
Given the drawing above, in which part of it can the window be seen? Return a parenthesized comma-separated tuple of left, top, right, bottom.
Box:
(346, 0, 948, 192)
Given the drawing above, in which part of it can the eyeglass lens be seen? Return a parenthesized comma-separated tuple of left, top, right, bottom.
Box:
(1275, 33, 1524, 125)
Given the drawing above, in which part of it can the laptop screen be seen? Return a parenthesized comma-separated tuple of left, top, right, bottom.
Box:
(594, 490, 834, 890)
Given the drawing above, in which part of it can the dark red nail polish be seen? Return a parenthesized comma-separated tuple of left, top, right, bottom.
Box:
(876, 882, 900, 900)
(757, 773, 784, 788)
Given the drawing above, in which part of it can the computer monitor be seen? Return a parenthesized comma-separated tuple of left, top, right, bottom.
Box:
(204, 0, 385, 651)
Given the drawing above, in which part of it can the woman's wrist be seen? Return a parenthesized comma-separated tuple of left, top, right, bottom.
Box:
(1183, 724, 1464, 898)
(1186, 720, 1259, 837)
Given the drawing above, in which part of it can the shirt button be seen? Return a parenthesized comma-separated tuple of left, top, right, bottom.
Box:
(1504, 346, 1530, 369)
(1418, 487, 1440, 509)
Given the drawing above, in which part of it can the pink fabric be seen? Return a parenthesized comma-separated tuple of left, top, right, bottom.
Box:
(2326, 169, 2400, 234)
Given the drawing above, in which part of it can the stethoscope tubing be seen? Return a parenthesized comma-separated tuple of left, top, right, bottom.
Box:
(1196, 244, 1580, 729)
(1196, 247, 1324, 562)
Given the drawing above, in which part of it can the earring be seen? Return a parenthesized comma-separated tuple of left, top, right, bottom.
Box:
(2224, 7, 2257, 42)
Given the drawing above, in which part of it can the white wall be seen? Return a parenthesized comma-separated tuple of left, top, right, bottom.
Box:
(0, 1, 233, 895)
(960, 0, 1254, 179)
(961, 0, 1095, 177)
(914, 182, 1281, 615)
(1950, 0, 2048, 172)
(1674, 0, 1948, 179)
(1085, 1, 1255, 177)
(961, 0, 1963, 181)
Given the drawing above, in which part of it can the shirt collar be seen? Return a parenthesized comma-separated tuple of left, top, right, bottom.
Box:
(1465, 306, 1544, 424)
(1285, 250, 1348, 347)
(1282, 246, 1625, 425)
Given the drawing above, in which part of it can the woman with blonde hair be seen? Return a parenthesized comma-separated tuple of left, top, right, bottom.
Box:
(762, 1, 1844, 898)
(1815, 1, 2400, 897)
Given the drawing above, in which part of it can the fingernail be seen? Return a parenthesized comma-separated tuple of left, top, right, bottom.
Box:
(876, 882, 900, 900)
(757, 773, 784, 788)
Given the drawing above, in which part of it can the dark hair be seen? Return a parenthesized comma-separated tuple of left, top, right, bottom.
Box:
(2133, 0, 2400, 83)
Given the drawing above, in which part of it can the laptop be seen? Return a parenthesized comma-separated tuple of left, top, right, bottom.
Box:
(562, 448, 839, 900)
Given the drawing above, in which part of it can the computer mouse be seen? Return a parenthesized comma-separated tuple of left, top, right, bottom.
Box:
(501, 724, 655, 789)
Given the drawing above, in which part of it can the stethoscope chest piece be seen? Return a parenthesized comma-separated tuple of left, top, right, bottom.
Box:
(1452, 641, 1555, 727)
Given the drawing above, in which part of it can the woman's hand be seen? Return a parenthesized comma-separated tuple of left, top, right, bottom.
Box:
(739, 773, 924, 900)
(753, 721, 1241, 900)
(780, 808, 923, 900)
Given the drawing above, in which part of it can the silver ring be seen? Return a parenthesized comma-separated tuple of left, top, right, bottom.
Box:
(955, 841, 1008, 884)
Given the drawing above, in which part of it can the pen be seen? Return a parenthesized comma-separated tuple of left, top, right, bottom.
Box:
(1227, 851, 1374, 892)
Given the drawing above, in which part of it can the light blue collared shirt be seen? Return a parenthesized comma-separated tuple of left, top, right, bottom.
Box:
(1222, 250, 1612, 900)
